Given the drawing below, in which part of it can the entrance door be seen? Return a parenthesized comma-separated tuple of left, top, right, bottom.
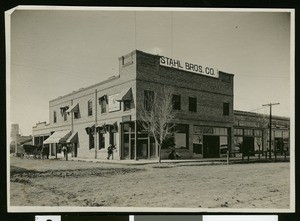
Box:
(203, 135, 220, 158)
(275, 138, 284, 155)
(137, 139, 148, 159)
(243, 137, 254, 156)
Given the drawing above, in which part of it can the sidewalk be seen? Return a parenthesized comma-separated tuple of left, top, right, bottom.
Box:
(67, 155, 289, 166)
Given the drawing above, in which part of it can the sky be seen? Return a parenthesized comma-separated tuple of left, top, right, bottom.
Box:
(7, 7, 293, 135)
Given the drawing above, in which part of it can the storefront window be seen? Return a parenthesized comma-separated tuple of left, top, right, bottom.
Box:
(219, 136, 228, 155)
(254, 137, 263, 153)
(175, 124, 188, 149)
(193, 134, 202, 154)
(233, 137, 243, 153)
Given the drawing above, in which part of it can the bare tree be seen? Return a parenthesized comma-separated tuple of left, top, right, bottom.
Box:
(140, 86, 176, 163)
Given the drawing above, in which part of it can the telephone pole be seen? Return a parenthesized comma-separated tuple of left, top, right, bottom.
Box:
(262, 103, 280, 160)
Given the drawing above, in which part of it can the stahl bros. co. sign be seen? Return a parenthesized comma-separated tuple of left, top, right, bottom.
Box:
(160, 56, 219, 78)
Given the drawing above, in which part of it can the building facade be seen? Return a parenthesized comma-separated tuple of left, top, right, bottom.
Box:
(32, 50, 289, 160)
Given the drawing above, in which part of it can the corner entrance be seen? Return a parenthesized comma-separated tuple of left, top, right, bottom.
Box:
(203, 135, 220, 158)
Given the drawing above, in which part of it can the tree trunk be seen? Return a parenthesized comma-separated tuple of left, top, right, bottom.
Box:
(158, 144, 161, 163)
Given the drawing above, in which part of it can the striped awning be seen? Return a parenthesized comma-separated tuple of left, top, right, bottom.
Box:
(43, 130, 71, 144)
(67, 132, 78, 143)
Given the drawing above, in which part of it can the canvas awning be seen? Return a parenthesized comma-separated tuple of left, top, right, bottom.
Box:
(116, 88, 132, 101)
(67, 132, 78, 143)
(43, 130, 71, 144)
(67, 103, 79, 113)
(85, 124, 95, 135)
(96, 126, 106, 134)
(98, 95, 108, 104)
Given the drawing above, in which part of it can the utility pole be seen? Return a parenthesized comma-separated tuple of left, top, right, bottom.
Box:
(94, 89, 98, 159)
(262, 103, 280, 160)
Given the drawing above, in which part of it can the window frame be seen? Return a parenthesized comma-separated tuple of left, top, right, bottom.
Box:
(188, 97, 197, 112)
(223, 102, 230, 115)
(53, 111, 57, 123)
(144, 90, 154, 111)
(124, 100, 131, 111)
(88, 100, 93, 116)
(172, 94, 181, 110)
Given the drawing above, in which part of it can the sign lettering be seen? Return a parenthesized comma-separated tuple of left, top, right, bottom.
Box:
(160, 56, 219, 78)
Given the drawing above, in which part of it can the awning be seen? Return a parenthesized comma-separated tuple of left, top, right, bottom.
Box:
(67, 103, 79, 113)
(98, 95, 108, 104)
(85, 124, 95, 135)
(116, 88, 132, 101)
(43, 130, 71, 144)
(67, 132, 78, 143)
(96, 126, 106, 133)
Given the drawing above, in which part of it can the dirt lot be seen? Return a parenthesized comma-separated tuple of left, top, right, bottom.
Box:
(9, 157, 290, 210)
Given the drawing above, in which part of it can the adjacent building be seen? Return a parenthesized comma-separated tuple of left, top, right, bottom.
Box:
(32, 50, 290, 160)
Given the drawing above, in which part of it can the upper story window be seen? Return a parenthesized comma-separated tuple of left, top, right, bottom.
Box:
(53, 111, 57, 123)
(88, 100, 93, 116)
(223, 102, 229, 115)
(172, 94, 181, 110)
(124, 100, 131, 111)
(101, 100, 107, 114)
(144, 90, 154, 111)
(189, 97, 197, 112)
(63, 111, 67, 121)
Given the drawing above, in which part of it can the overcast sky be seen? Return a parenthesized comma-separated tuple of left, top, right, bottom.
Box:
(8, 7, 292, 135)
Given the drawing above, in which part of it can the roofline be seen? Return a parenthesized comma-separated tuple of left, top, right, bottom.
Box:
(50, 75, 120, 102)
(234, 110, 290, 120)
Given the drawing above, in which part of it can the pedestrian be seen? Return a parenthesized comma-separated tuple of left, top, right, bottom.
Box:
(62, 145, 67, 157)
(107, 144, 116, 160)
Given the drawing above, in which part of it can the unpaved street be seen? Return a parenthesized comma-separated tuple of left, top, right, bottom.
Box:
(9, 157, 290, 209)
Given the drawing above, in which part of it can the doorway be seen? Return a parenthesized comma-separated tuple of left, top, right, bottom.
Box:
(243, 137, 254, 156)
(203, 135, 220, 158)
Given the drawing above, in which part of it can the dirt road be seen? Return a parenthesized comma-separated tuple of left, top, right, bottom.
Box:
(9, 157, 290, 210)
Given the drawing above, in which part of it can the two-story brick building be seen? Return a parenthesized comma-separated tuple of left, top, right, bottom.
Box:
(32, 50, 234, 160)
(32, 50, 289, 160)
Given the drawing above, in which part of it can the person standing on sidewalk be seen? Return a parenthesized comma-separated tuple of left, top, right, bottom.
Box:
(107, 144, 116, 160)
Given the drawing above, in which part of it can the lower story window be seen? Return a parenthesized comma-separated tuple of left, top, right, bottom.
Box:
(89, 134, 94, 149)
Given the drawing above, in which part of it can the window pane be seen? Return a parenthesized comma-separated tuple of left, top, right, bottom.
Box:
(223, 102, 229, 115)
(101, 101, 107, 114)
(144, 90, 154, 111)
(189, 97, 197, 112)
(124, 100, 131, 111)
(172, 94, 181, 110)
(88, 101, 93, 116)
(53, 111, 57, 123)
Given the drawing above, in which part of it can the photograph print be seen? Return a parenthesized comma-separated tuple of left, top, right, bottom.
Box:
(6, 6, 294, 212)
